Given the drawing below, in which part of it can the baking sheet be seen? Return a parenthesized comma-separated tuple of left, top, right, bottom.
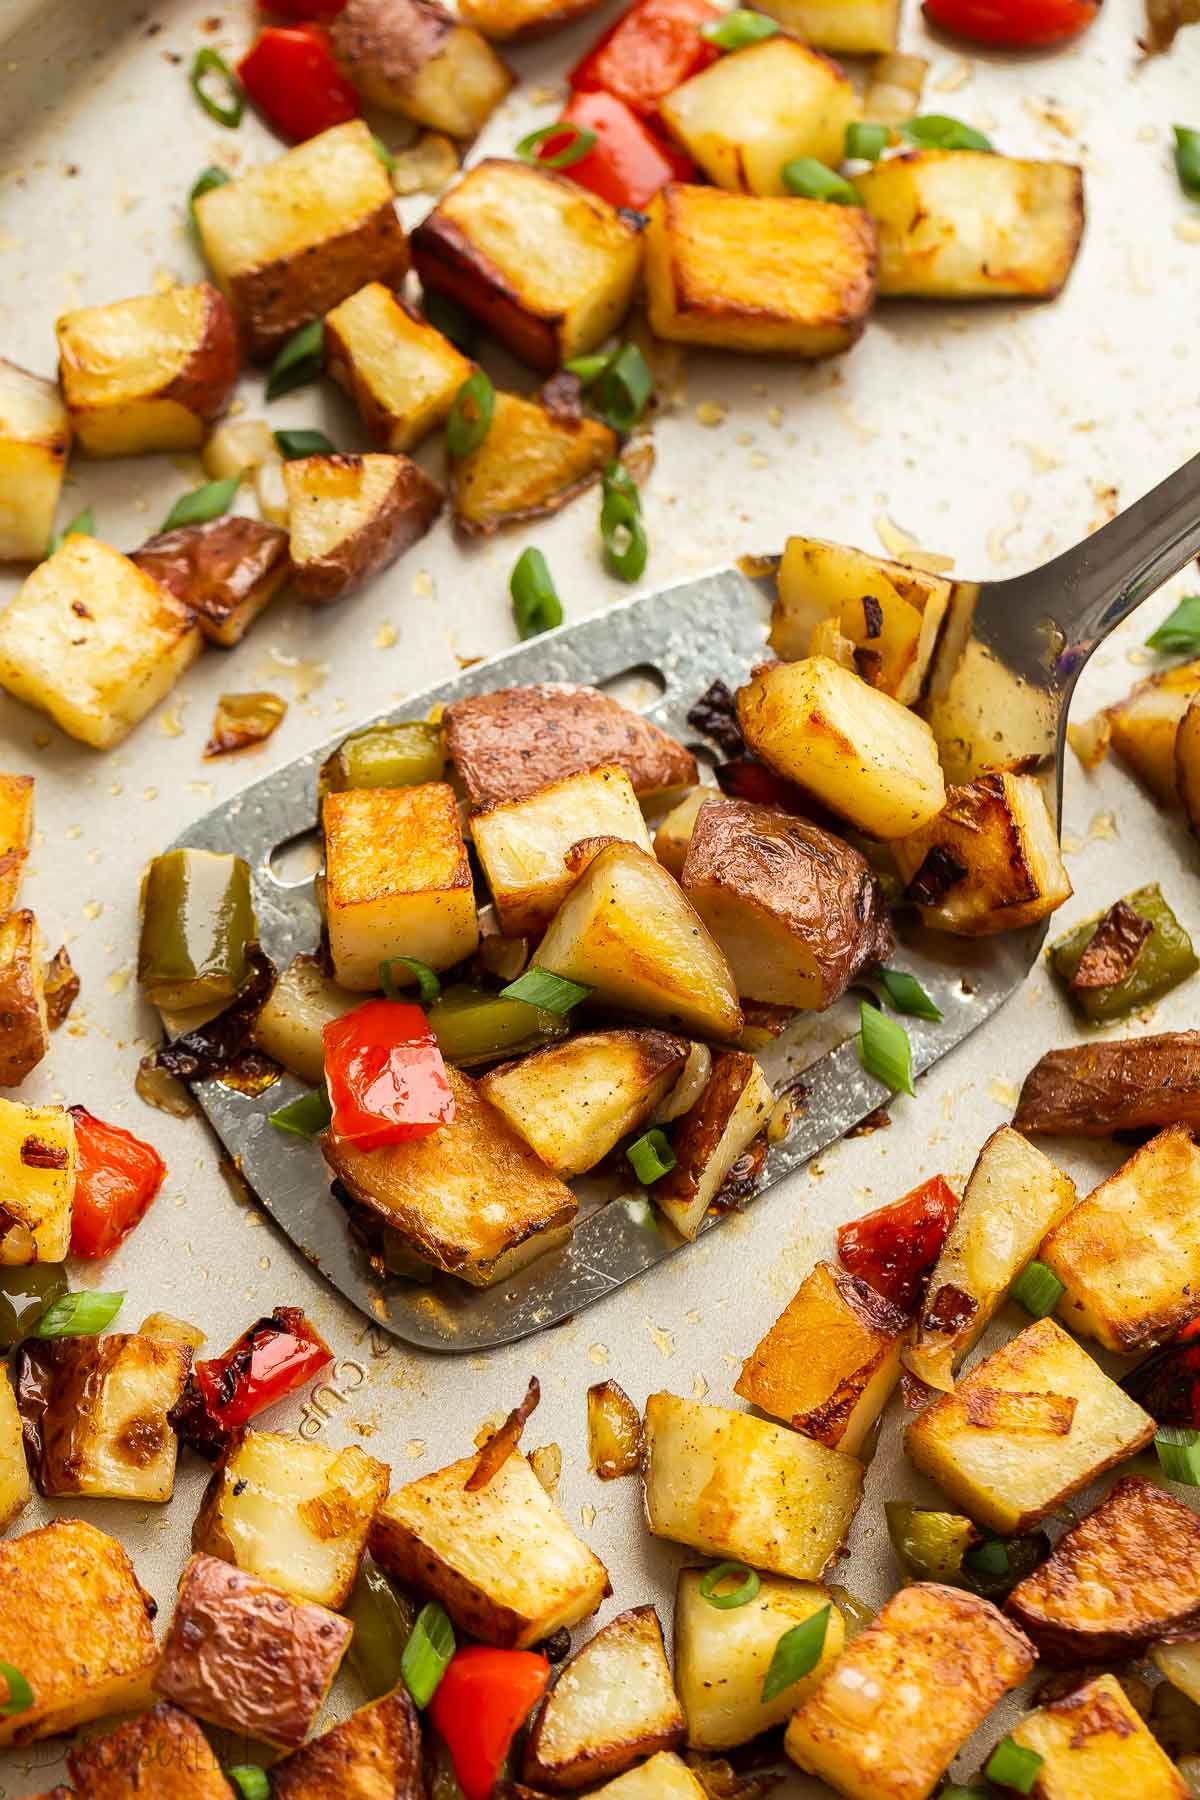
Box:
(1, 0, 1198, 1790)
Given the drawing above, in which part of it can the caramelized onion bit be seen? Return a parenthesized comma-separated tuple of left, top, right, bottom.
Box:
(587, 1378, 644, 1480)
(204, 691, 287, 759)
(44, 945, 80, 1029)
(466, 1375, 541, 1491)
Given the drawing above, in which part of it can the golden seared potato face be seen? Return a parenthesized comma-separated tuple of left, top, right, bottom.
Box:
(0, 359, 70, 561)
(325, 282, 473, 453)
(1011, 1674, 1189, 1800)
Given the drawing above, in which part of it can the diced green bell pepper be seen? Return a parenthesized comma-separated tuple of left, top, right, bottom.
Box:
(319, 722, 445, 797)
(1049, 882, 1197, 1024)
(426, 982, 569, 1067)
(137, 848, 255, 1011)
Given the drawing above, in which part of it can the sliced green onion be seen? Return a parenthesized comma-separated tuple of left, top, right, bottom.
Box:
(781, 157, 860, 204)
(381, 957, 442, 1007)
(269, 1088, 332, 1140)
(699, 1562, 761, 1609)
(46, 505, 95, 558)
(761, 1606, 831, 1702)
(1175, 126, 1200, 198)
(875, 966, 942, 1021)
(595, 343, 653, 434)
(372, 134, 398, 172)
(190, 48, 244, 128)
(628, 1128, 676, 1184)
(564, 351, 612, 384)
(161, 476, 239, 532)
(845, 121, 889, 162)
(1011, 1260, 1065, 1320)
(266, 320, 325, 402)
(188, 165, 230, 233)
(699, 8, 781, 47)
(903, 114, 992, 152)
(0, 1662, 32, 1717)
(983, 1738, 1043, 1795)
(962, 1539, 1010, 1577)
(446, 369, 495, 459)
(274, 428, 334, 461)
(515, 122, 598, 170)
(601, 462, 648, 583)
(500, 967, 590, 1013)
(227, 1770, 269, 1800)
(510, 547, 563, 640)
(34, 1290, 124, 1338)
(857, 999, 914, 1097)
(424, 291, 479, 354)
(1155, 1424, 1200, 1485)
(401, 1601, 455, 1708)
(1146, 593, 1200, 654)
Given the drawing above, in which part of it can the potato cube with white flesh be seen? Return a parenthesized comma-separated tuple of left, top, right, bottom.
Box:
(285, 452, 443, 605)
(905, 1127, 1077, 1392)
(324, 1064, 577, 1285)
(652, 1052, 772, 1240)
(195, 120, 410, 361)
(325, 282, 473, 453)
(1010, 1674, 1188, 1800)
(536, 841, 742, 1041)
(737, 658, 946, 839)
(642, 1393, 863, 1579)
(323, 782, 478, 990)
(893, 772, 1072, 935)
(252, 954, 359, 1086)
(905, 1318, 1156, 1536)
(480, 1029, 688, 1177)
(523, 1605, 685, 1790)
(411, 159, 644, 373)
(474, 764, 652, 937)
(675, 1569, 844, 1751)
(0, 774, 33, 913)
(736, 1262, 907, 1453)
(451, 390, 617, 536)
(654, 788, 708, 878)
(645, 185, 877, 357)
(16, 1332, 190, 1502)
(593, 1756, 708, 1799)
(0, 1518, 159, 1747)
(754, 0, 899, 51)
(0, 909, 48, 1087)
(772, 535, 952, 705)
(0, 361, 70, 561)
(0, 1364, 30, 1531)
(852, 149, 1085, 300)
(331, 0, 512, 138)
(193, 1431, 390, 1609)
(67, 1702, 233, 1800)
(0, 536, 203, 749)
(1039, 1124, 1200, 1352)
(0, 1100, 76, 1264)
(784, 1583, 1035, 1800)
(661, 38, 859, 195)
(369, 1448, 608, 1646)
(1157, 1641, 1200, 1706)
(56, 283, 239, 457)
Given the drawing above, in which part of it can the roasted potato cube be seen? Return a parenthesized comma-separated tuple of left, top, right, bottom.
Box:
(473, 764, 652, 936)
(755, 0, 898, 50)
(195, 120, 410, 360)
(645, 184, 876, 355)
(251, 953, 359, 1085)
(323, 782, 478, 989)
(661, 38, 859, 194)
(681, 796, 893, 1009)
(332, 0, 511, 137)
(905, 1126, 1077, 1391)
(652, 1051, 772, 1240)
(451, 390, 617, 535)
(369, 1447, 608, 1646)
(131, 516, 291, 648)
(653, 787, 708, 878)
(0, 909, 48, 1087)
(772, 535, 952, 705)
(642, 1393, 863, 1578)
(736, 1261, 906, 1454)
(285, 451, 442, 605)
(1038, 1124, 1200, 1351)
(592, 1755, 708, 1798)
(852, 149, 1084, 299)
(16, 1331, 190, 1501)
(0, 360, 70, 561)
(325, 283, 473, 454)
(1156, 1640, 1200, 1705)
(904, 1318, 1156, 1535)
(66, 1701, 232, 1800)
(0, 772, 33, 913)
(325, 1063, 576, 1284)
(56, 282, 238, 457)
(0, 1517, 158, 1747)
(1015, 1030, 1200, 1138)
(0, 1362, 30, 1531)
(480, 1028, 688, 1176)
(1106, 656, 1200, 804)
(1010, 1673, 1188, 1800)
(784, 1582, 1034, 1800)
(737, 657, 945, 839)
(0, 535, 203, 749)
(459, 0, 603, 38)
(0, 1099, 76, 1264)
(893, 771, 1071, 935)
(524, 1605, 684, 1789)
(270, 1690, 423, 1799)
(445, 682, 697, 810)
(411, 158, 643, 372)
(675, 1568, 844, 1751)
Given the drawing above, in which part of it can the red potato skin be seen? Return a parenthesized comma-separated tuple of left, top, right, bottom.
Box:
(233, 207, 411, 362)
(331, 0, 456, 102)
(163, 284, 241, 420)
(67, 1702, 232, 1800)
(410, 212, 564, 373)
(290, 454, 444, 604)
(1014, 1031, 1200, 1136)
(132, 516, 291, 645)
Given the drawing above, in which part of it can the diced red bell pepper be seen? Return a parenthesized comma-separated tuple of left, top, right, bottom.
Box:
(541, 91, 695, 210)
(237, 25, 360, 142)
(569, 0, 721, 122)
(1124, 1313, 1200, 1426)
(837, 1175, 960, 1316)
(324, 999, 455, 1153)
(169, 1306, 334, 1458)
(67, 1106, 166, 1259)
(259, 0, 346, 16)
(429, 1648, 550, 1800)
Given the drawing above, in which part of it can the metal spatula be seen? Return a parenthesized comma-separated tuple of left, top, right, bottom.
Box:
(174, 452, 1200, 1352)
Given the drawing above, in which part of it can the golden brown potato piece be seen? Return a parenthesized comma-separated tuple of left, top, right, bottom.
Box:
(0, 1363, 30, 1532)
(1105, 656, 1200, 804)
(0, 1517, 159, 1747)
(653, 788, 708, 878)
(251, 952, 359, 1086)
(132, 516, 291, 648)
(0, 908, 48, 1087)
(680, 796, 893, 1009)
(285, 452, 443, 604)
(445, 683, 698, 811)
(66, 1701, 232, 1799)
(1177, 692, 1200, 828)
(325, 281, 473, 453)
(459, 0, 603, 38)
(892, 771, 1072, 935)
(1014, 1031, 1200, 1137)
(154, 1552, 353, 1749)
(524, 1606, 685, 1790)
(332, 0, 512, 137)
(0, 360, 70, 562)
(0, 1098, 77, 1264)
(1010, 1673, 1188, 1800)
(451, 391, 617, 535)
(0, 772, 33, 913)
(270, 1689, 423, 1798)
(652, 1050, 772, 1240)
(755, 0, 899, 50)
